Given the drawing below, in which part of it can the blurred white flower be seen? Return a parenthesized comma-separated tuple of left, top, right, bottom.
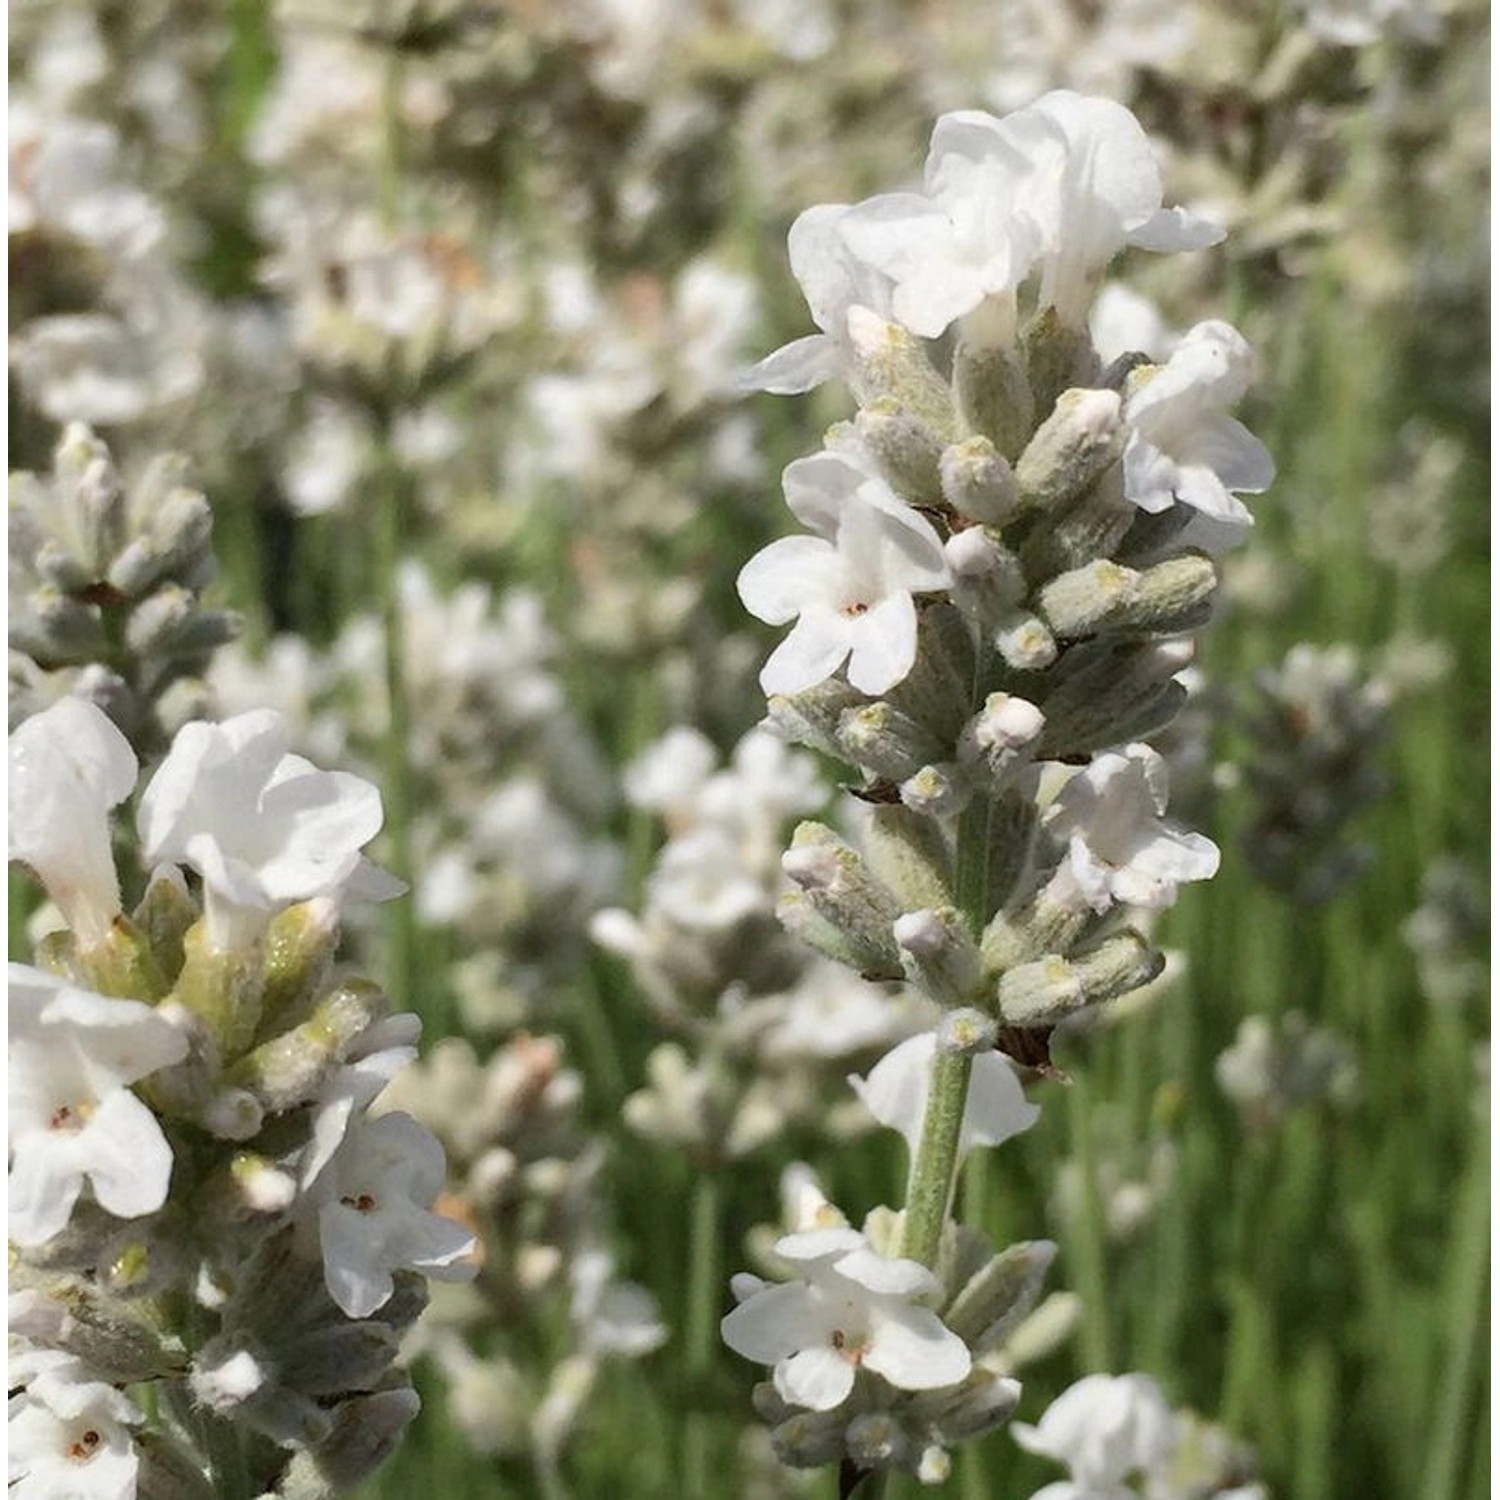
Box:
(737, 450, 951, 696)
(8, 699, 137, 949)
(8, 965, 188, 1246)
(1048, 745, 1219, 913)
(1013, 1372, 1177, 1490)
(721, 1226, 970, 1411)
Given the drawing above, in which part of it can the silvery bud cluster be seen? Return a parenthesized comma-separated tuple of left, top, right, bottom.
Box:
(8, 699, 474, 1498)
(1239, 643, 1391, 903)
(378, 1035, 667, 1466)
(9, 425, 240, 750)
(736, 93, 1271, 1066)
(724, 89, 1272, 1480)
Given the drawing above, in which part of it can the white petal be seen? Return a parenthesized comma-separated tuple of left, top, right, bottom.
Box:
(1129, 204, 1225, 253)
(863, 1301, 971, 1391)
(8, 1133, 85, 1245)
(759, 611, 853, 696)
(720, 1281, 823, 1364)
(79, 1089, 175, 1218)
(739, 335, 842, 395)
(845, 592, 918, 694)
(892, 260, 990, 340)
(736, 535, 842, 624)
(775, 1345, 856, 1412)
(1176, 413, 1275, 494)
(782, 450, 868, 535)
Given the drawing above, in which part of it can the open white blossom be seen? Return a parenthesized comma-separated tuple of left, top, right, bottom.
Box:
(737, 450, 951, 696)
(721, 1226, 970, 1411)
(305, 1110, 476, 1318)
(8, 1351, 143, 1500)
(1047, 745, 1219, 913)
(8, 965, 188, 1246)
(137, 709, 387, 949)
(837, 92, 1220, 341)
(1122, 321, 1275, 532)
(849, 1031, 1040, 1160)
(1013, 1372, 1177, 1490)
(838, 108, 1051, 341)
(740, 203, 898, 393)
(8, 700, 137, 949)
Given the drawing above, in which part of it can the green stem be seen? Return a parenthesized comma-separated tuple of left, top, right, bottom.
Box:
(375, 436, 416, 1017)
(899, 1047, 973, 1268)
(1064, 1070, 1112, 1372)
(1419, 1130, 1489, 1500)
(684, 1171, 724, 1498)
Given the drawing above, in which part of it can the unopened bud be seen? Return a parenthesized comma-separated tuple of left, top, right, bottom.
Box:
(1015, 389, 1123, 515)
(954, 336, 1034, 460)
(995, 955, 1087, 1027)
(960, 693, 1045, 785)
(765, 679, 867, 759)
(894, 910, 982, 1008)
(994, 612, 1058, 671)
(836, 701, 946, 783)
(1038, 559, 1142, 639)
(855, 399, 945, 504)
(945, 1240, 1057, 1351)
(864, 805, 953, 911)
(940, 436, 1019, 525)
(781, 823, 904, 977)
(944, 528, 1025, 632)
(900, 763, 973, 819)
(846, 307, 957, 438)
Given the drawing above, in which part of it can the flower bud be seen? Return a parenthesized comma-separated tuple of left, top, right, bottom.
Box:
(1038, 559, 1142, 639)
(863, 805, 954, 911)
(944, 1240, 1057, 1351)
(953, 336, 1034, 460)
(846, 307, 958, 440)
(994, 612, 1059, 671)
(835, 701, 947, 783)
(1023, 308, 1101, 415)
(765, 679, 868, 760)
(940, 437, 1019, 526)
(1113, 552, 1219, 635)
(959, 693, 1045, 786)
(894, 909, 982, 1008)
(1035, 641, 1186, 759)
(780, 823, 904, 979)
(228, 978, 390, 1111)
(1015, 389, 1123, 515)
(944, 528, 1025, 633)
(994, 955, 1087, 1027)
(899, 763, 973, 820)
(855, 399, 945, 504)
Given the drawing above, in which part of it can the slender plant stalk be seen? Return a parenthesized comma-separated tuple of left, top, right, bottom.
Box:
(899, 1047, 973, 1268)
(1419, 1129, 1489, 1500)
(683, 1171, 724, 1497)
(374, 435, 416, 1015)
(1064, 1069, 1112, 1373)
